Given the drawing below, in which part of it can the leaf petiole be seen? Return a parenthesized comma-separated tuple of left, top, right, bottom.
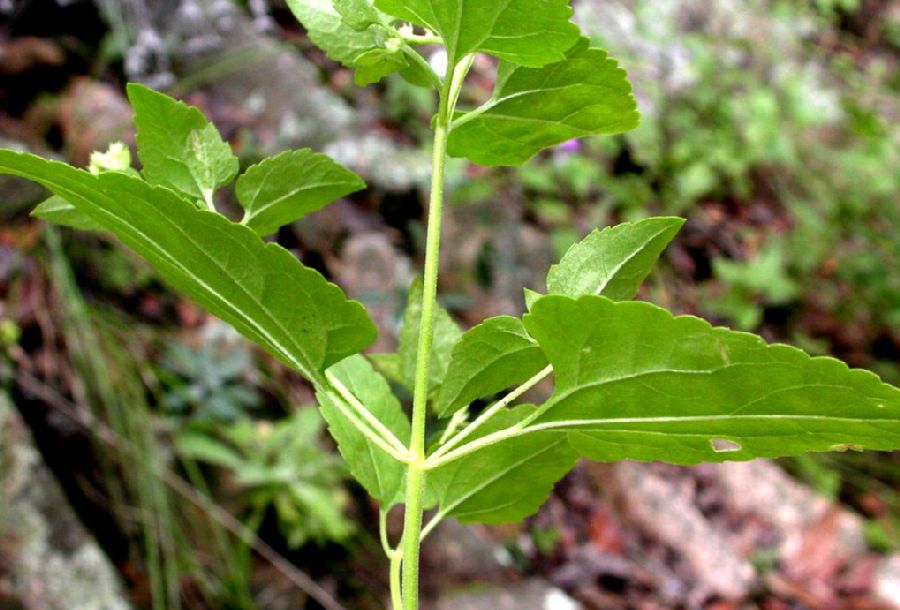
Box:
(437, 407, 469, 445)
(379, 508, 398, 556)
(400, 33, 443, 46)
(428, 364, 553, 464)
(418, 513, 442, 542)
(325, 370, 412, 460)
(425, 420, 530, 470)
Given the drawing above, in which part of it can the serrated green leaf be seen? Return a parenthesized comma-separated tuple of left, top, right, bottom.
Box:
(368, 353, 405, 387)
(334, 0, 383, 30)
(428, 406, 577, 524)
(523, 295, 900, 465)
(0, 150, 376, 385)
(318, 355, 410, 507)
(397, 279, 462, 396)
(448, 40, 640, 166)
(435, 316, 548, 418)
(373, 0, 580, 67)
(288, 0, 386, 65)
(32, 195, 104, 232)
(236, 149, 365, 236)
(523, 287, 542, 310)
(352, 47, 409, 86)
(127, 83, 238, 201)
(287, 0, 415, 86)
(546, 217, 685, 300)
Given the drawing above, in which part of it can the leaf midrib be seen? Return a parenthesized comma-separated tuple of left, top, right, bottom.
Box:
(10, 159, 324, 382)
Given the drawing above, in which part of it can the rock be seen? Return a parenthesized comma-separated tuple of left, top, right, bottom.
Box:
(431, 579, 581, 610)
(334, 232, 412, 353)
(101, 0, 429, 190)
(422, 519, 514, 585)
(58, 79, 135, 166)
(875, 554, 900, 610)
(601, 462, 756, 600)
(0, 394, 132, 610)
(713, 460, 866, 560)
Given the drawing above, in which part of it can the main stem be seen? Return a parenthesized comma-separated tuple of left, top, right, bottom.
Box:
(399, 66, 457, 610)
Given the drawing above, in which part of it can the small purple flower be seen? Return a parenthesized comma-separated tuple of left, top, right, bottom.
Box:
(556, 139, 582, 155)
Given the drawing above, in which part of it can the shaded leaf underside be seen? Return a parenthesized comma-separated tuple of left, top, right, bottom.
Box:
(428, 406, 576, 523)
(523, 295, 900, 465)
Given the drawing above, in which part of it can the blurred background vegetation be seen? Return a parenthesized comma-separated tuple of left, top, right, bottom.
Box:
(0, 1, 898, 609)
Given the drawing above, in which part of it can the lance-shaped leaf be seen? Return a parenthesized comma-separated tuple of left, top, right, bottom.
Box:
(236, 149, 365, 236)
(435, 316, 548, 418)
(428, 406, 577, 524)
(318, 355, 410, 507)
(523, 295, 900, 465)
(0, 150, 376, 385)
(374, 0, 580, 67)
(397, 279, 462, 396)
(546, 217, 685, 300)
(448, 41, 640, 166)
(127, 84, 238, 201)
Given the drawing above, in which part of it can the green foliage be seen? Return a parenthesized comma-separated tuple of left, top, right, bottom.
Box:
(4, 6, 900, 608)
(236, 149, 365, 236)
(177, 409, 354, 547)
(160, 328, 261, 423)
(396, 279, 462, 397)
(545, 217, 684, 300)
(705, 243, 800, 330)
(128, 83, 238, 204)
(286, 0, 436, 87)
(0, 151, 376, 387)
(32, 195, 103, 232)
(523, 295, 900, 464)
(448, 40, 639, 166)
(32, 141, 140, 231)
(436, 316, 546, 418)
(427, 406, 577, 523)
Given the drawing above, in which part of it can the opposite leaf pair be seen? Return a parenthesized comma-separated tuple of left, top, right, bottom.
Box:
(315, 216, 900, 527)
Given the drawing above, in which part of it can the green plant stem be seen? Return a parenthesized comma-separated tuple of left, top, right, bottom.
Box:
(390, 550, 404, 610)
(398, 58, 465, 610)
